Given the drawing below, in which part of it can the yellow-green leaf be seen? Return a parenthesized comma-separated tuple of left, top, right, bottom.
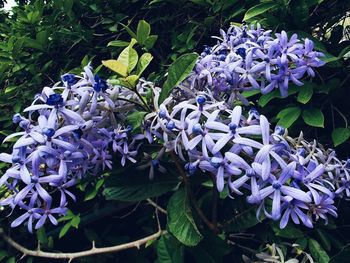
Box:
(102, 60, 128, 77)
(118, 44, 139, 73)
(243, 2, 278, 21)
(137, 53, 153, 76)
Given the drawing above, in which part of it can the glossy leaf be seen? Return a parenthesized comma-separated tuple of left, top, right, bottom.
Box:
(243, 2, 278, 21)
(159, 53, 198, 103)
(332, 128, 350, 147)
(302, 107, 324, 128)
(167, 187, 203, 246)
(102, 60, 128, 77)
(309, 238, 330, 263)
(276, 106, 301, 128)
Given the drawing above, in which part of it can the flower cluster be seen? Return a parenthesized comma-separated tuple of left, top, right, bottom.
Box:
(183, 24, 325, 103)
(151, 92, 349, 228)
(0, 66, 144, 232)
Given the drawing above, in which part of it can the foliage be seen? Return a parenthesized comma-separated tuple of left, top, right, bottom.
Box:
(0, 0, 350, 262)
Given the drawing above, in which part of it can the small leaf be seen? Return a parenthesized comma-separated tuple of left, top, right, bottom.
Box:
(332, 128, 350, 147)
(108, 40, 130, 47)
(137, 20, 151, 45)
(243, 2, 278, 21)
(137, 53, 153, 76)
(297, 82, 314, 104)
(309, 238, 330, 263)
(144, 35, 158, 49)
(71, 215, 81, 229)
(167, 187, 203, 246)
(276, 107, 301, 128)
(102, 60, 128, 77)
(302, 108, 324, 128)
(159, 53, 198, 104)
(59, 222, 72, 238)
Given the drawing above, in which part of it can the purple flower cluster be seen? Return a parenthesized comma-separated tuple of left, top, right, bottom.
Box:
(0, 66, 143, 232)
(152, 92, 349, 228)
(184, 24, 325, 102)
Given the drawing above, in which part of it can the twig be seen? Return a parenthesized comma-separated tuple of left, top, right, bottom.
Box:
(147, 198, 167, 214)
(170, 151, 219, 233)
(0, 222, 165, 261)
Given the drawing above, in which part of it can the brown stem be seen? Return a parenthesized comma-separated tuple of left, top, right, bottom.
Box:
(0, 215, 164, 262)
(170, 152, 219, 234)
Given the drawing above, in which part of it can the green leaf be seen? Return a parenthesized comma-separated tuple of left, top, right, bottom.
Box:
(102, 60, 128, 77)
(272, 223, 304, 239)
(159, 53, 198, 103)
(243, 2, 278, 21)
(241, 89, 260, 99)
(322, 52, 339, 63)
(315, 229, 331, 251)
(71, 215, 81, 229)
(332, 128, 350, 147)
(297, 83, 314, 104)
(103, 172, 179, 202)
(108, 40, 130, 47)
(309, 238, 330, 263)
(276, 107, 301, 128)
(302, 107, 324, 128)
(338, 45, 350, 58)
(119, 23, 137, 39)
(36, 227, 48, 245)
(167, 187, 203, 246)
(258, 90, 280, 107)
(118, 44, 139, 73)
(189, 230, 231, 263)
(144, 35, 158, 49)
(137, 53, 153, 76)
(137, 20, 151, 45)
(0, 250, 9, 261)
(224, 207, 262, 232)
(126, 111, 147, 133)
(157, 234, 184, 263)
(59, 222, 72, 238)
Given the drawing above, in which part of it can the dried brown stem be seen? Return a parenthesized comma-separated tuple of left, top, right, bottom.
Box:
(0, 213, 164, 262)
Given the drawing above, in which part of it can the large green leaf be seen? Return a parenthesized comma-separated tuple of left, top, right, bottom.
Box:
(167, 187, 203, 246)
(118, 41, 139, 73)
(103, 172, 179, 202)
(159, 53, 198, 103)
(156, 234, 184, 263)
(137, 20, 151, 45)
(302, 107, 324, 128)
(243, 2, 278, 21)
(309, 238, 330, 263)
(276, 106, 301, 128)
(332, 128, 350, 147)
